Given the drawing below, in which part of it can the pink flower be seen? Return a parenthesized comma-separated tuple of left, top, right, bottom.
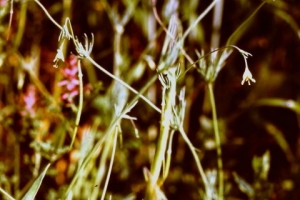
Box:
(59, 56, 79, 103)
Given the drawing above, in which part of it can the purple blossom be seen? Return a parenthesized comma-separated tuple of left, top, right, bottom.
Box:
(59, 56, 79, 103)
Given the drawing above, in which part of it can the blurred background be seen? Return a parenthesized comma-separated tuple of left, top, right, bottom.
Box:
(0, 0, 300, 199)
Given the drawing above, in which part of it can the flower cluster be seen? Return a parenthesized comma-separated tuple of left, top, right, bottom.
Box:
(58, 55, 79, 103)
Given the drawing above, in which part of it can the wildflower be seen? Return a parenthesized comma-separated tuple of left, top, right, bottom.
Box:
(58, 56, 79, 103)
(241, 66, 256, 85)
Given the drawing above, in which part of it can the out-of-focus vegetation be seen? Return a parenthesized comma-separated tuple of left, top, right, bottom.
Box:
(0, 0, 300, 199)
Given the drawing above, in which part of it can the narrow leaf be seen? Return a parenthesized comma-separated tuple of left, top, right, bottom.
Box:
(22, 163, 51, 200)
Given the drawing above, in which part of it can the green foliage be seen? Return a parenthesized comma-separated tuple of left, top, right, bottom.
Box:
(0, 0, 300, 199)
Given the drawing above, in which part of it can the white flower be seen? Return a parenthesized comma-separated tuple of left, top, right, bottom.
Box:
(241, 67, 256, 85)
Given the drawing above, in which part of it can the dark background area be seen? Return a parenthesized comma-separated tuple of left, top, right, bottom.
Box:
(0, 0, 300, 199)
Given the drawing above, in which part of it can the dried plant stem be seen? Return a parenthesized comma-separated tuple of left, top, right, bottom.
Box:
(146, 68, 177, 199)
(208, 83, 223, 200)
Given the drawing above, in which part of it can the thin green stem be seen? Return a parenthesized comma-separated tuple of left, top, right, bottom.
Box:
(69, 59, 84, 149)
(208, 83, 223, 200)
